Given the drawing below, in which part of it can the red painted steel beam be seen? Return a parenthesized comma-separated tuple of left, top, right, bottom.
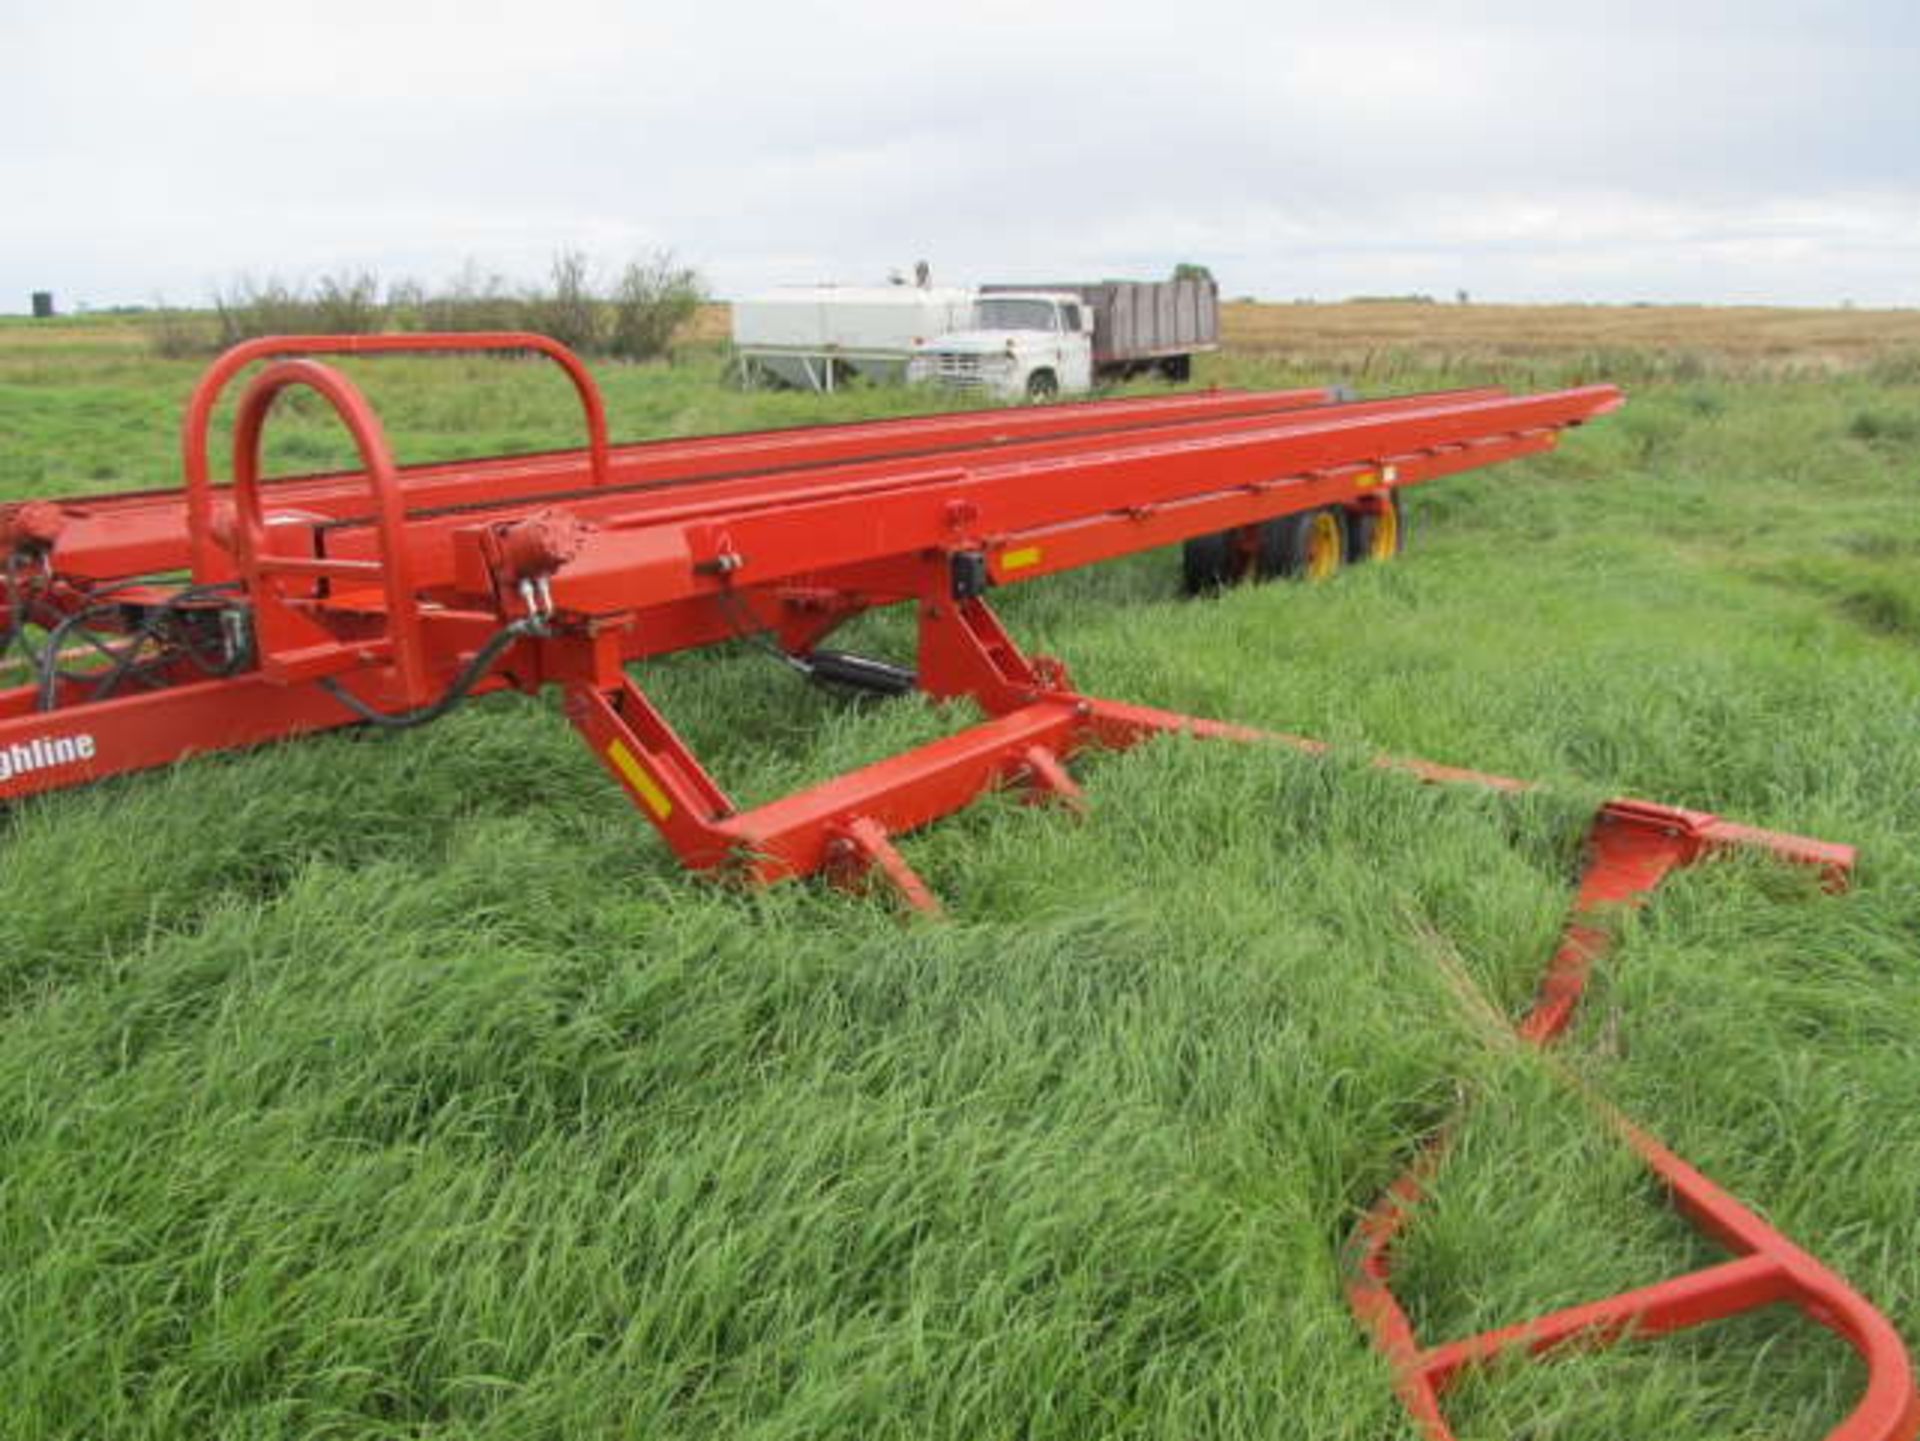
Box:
(0, 365, 1616, 806)
(354, 388, 1498, 532)
(655, 392, 1614, 592)
(975, 433, 1557, 589)
(39, 379, 1348, 581)
(517, 389, 1615, 619)
(0, 668, 387, 795)
(42, 388, 1533, 656)
(308, 389, 1509, 589)
(1416, 1254, 1791, 1388)
(716, 700, 1085, 882)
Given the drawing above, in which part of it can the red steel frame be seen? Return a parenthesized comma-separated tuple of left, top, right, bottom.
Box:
(0, 336, 1911, 1435)
(1343, 796, 1917, 1441)
(0, 333, 1591, 837)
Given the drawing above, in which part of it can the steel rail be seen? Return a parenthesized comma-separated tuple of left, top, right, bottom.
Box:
(1343, 802, 1916, 1441)
(38, 369, 1343, 581)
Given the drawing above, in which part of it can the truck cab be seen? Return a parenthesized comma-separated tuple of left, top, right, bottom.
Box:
(907, 292, 1095, 401)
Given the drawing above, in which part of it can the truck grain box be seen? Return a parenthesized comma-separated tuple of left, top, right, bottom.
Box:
(908, 276, 1219, 400)
(986, 278, 1219, 378)
(732, 285, 975, 392)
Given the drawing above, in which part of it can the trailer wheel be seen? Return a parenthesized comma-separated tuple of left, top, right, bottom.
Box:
(1182, 528, 1255, 594)
(1158, 355, 1192, 383)
(1025, 369, 1059, 401)
(1346, 493, 1405, 563)
(1258, 508, 1348, 582)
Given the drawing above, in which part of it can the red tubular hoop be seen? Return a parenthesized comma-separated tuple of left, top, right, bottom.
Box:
(228, 359, 431, 707)
(182, 331, 611, 580)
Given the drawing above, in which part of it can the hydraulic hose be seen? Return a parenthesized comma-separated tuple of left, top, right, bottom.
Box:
(319, 618, 544, 731)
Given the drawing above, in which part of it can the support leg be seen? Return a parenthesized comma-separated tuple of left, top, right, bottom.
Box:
(1017, 743, 1086, 815)
(916, 594, 1072, 712)
(564, 675, 738, 870)
(823, 817, 943, 916)
(560, 596, 1104, 904)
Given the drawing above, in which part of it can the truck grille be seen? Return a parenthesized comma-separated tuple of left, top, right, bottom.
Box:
(933, 352, 986, 386)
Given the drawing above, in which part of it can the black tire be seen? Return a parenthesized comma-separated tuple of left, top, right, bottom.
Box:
(1158, 354, 1192, 383)
(1257, 507, 1348, 582)
(1025, 369, 1059, 401)
(1182, 529, 1248, 594)
(1346, 493, 1406, 564)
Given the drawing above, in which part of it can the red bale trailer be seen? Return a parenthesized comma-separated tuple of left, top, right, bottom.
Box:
(0, 335, 1911, 1440)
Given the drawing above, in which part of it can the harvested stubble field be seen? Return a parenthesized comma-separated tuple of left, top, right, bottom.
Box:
(1, 308, 1918, 1440)
(684, 296, 1920, 376)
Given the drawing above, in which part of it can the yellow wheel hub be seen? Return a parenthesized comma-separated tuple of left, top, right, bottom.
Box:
(1306, 512, 1342, 581)
(1369, 502, 1399, 561)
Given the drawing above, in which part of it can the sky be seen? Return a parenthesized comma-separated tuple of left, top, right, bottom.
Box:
(5, 0, 1918, 311)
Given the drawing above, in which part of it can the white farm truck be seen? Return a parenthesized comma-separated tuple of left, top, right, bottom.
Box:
(732, 276, 1219, 401)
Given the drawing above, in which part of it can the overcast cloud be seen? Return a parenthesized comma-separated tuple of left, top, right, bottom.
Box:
(5, 0, 1917, 309)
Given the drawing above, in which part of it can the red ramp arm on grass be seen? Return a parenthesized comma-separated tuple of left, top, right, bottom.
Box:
(1344, 802, 1918, 1441)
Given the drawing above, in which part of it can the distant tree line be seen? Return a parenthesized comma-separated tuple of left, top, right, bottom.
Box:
(146, 250, 706, 361)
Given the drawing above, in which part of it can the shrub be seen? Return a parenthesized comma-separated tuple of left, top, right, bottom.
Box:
(1864, 350, 1920, 386)
(145, 304, 216, 359)
(310, 271, 383, 334)
(384, 276, 428, 330)
(211, 276, 310, 346)
(144, 251, 707, 359)
(608, 251, 704, 361)
(1847, 409, 1920, 445)
(419, 262, 524, 334)
(522, 250, 603, 354)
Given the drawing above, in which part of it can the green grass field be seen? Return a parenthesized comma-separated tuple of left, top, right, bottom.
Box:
(2, 322, 1918, 1439)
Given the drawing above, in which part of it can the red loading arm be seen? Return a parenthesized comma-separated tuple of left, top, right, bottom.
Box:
(1346, 802, 1917, 1441)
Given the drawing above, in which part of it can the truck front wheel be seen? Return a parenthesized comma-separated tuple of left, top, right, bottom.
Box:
(1025, 369, 1059, 401)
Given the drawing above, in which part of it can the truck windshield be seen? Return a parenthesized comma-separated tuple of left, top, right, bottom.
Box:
(976, 298, 1058, 332)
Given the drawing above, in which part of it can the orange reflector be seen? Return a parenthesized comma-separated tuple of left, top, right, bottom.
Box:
(1000, 546, 1042, 572)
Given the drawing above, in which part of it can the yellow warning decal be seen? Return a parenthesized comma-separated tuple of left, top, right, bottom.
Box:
(607, 738, 673, 820)
(1000, 546, 1043, 572)
(1355, 470, 1379, 488)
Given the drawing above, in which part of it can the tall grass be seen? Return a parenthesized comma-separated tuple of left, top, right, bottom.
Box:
(0, 328, 1916, 1437)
